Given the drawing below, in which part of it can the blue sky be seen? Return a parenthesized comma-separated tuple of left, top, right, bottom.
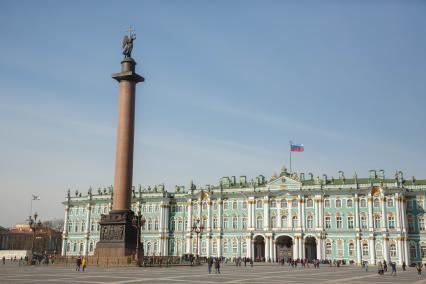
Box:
(0, 0, 425, 226)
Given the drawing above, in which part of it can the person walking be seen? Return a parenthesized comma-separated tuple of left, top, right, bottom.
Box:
(76, 256, 81, 271)
(2, 256, 5, 265)
(82, 257, 87, 272)
(417, 263, 423, 275)
(215, 258, 221, 274)
(402, 261, 407, 271)
(377, 261, 384, 275)
(390, 262, 396, 276)
(207, 257, 213, 274)
(364, 261, 368, 272)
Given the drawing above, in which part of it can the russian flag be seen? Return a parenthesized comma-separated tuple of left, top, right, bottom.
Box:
(290, 143, 304, 152)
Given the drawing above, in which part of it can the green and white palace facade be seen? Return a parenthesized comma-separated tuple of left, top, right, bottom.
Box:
(62, 168, 426, 265)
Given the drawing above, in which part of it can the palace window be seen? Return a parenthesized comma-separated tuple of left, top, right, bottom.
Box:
(97, 222, 100, 231)
(408, 215, 415, 232)
(213, 202, 218, 210)
(202, 202, 207, 210)
(192, 240, 197, 254)
(81, 221, 85, 232)
(362, 243, 369, 256)
(337, 240, 343, 256)
(148, 205, 152, 212)
(387, 198, 394, 207)
(233, 201, 238, 210)
(242, 241, 247, 254)
(232, 240, 238, 254)
(242, 217, 247, 229)
(325, 242, 332, 255)
(171, 219, 176, 231)
(375, 243, 383, 257)
(212, 240, 217, 254)
(348, 216, 354, 229)
(388, 216, 395, 229)
(410, 243, 417, 259)
(419, 216, 425, 231)
(281, 200, 287, 208)
(271, 216, 276, 228)
(374, 215, 381, 229)
(421, 243, 426, 258)
(256, 200, 263, 209)
(307, 198, 313, 208)
(232, 217, 238, 229)
(270, 200, 276, 208)
(242, 201, 247, 209)
(361, 216, 367, 229)
(292, 216, 298, 228)
(324, 199, 331, 208)
(213, 217, 218, 229)
(154, 219, 159, 231)
(178, 219, 183, 231)
(307, 215, 313, 229)
(68, 222, 72, 232)
(74, 223, 78, 232)
(336, 216, 342, 229)
(281, 216, 287, 228)
(154, 242, 158, 254)
(201, 240, 207, 254)
(193, 204, 199, 211)
(360, 199, 367, 208)
(292, 199, 298, 207)
(146, 243, 151, 255)
(390, 244, 397, 257)
(79, 242, 84, 253)
(73, 241, 77, 252)
(89, 242, 94, 252)
(373, 198, 380, 208)
(325, 216, 331, 229)
(256, 216, 263, 229)
(347, 199, 353, 208)
(336, 199, 342, 208)
(148, 219, 152, 231)
(349, 243, 355, 256)
(223, 240, 228, 253)
(224, 217, 229, 228)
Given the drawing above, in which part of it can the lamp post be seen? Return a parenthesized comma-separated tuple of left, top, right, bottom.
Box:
(132, 210, 145, 265)
(28, 212, 42, 264)
(191, 218, 204, 259)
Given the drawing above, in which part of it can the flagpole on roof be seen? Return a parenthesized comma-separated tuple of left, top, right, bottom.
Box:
(289, 141, 292, 173)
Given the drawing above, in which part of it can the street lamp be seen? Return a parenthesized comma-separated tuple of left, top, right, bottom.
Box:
(191, 218, 204, 259)
(132, 210, 145, 265)
(28, 212, 42, 265)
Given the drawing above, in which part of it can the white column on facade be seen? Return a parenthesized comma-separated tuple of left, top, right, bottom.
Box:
(265, 236, 270, 261)
(316, 237, 321, 260)
(277, 200, 282, 229)
(272, 239, 276, 262)
(383, 236, 389, 262)
(252, 199, 256, 229)
(298, 195, 303, 230)
(404, 238, 410, 264)
(397, 238, 403, 265)
(83, 203, 91, 256)
(186, 199, 193, 254)
(300, 236, 304, 259)
(356, 236, 362, 264)
(207, 200, 212, 231)
(288, 199, 293, 228)
(369, 236, 375, 264)
(367, 194, 373, 230)
(401, 196, 407, 233)
(247, 199, 252, 229)
(217, 237, 222, 257)
(206, 237, 211, 257)
(355, 194, 360, 230)
(314, 198, 319, 228)
(61, 206, 69, 256)
(293, 236, 299, 259)
(381, 194, 387, 230)
(395, 193, 401, 230)
(300, 196, 305, 230)
(218, 199, 223, 230)
(264, 196, 270, 230)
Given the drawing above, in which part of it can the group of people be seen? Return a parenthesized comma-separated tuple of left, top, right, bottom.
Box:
(75, 256, 87, 272)
(206, 257, 222, 274)
(2, 254, 53, 266)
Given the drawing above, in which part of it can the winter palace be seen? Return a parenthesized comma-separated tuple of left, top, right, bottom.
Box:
(62, 168, 426, 265)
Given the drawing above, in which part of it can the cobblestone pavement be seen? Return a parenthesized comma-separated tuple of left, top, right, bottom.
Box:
(1, 262, 426, 284)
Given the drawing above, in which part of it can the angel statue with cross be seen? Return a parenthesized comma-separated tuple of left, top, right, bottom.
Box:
(122, 26, 136, 58)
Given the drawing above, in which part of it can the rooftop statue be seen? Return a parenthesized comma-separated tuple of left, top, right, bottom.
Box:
(122, 25, 136, 58)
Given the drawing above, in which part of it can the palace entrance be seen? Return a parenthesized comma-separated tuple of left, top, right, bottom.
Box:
(254, 235, 265, 261)
(305, 236, 317, 260)
(276, 235, 293, 261)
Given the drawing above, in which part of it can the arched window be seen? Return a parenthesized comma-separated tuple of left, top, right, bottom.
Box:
(325, 216, 331, 229)
(171, 219, 176, 231)
(360, 199, 367, 208)
(337, 240, 343, 256)
(292, 216, 298, 228)
(178, 218, 183, 231)
(233, 201, 238, 210)
(232, 216, 238, 229)
(201, 240, 207, 255)
(146, 242, 151, 255)
(307, 215, 313, 229)
(336, 216, 342, 229)
(242, 241, 247, 254)
(388, 215, 395, 229)
(271, 216, 276, 228)
(242, 201, 247, 209)
(66, 242, 70, 252)
(270, 200, 276, 208)
(408, 215, 415, 232)
(81, 221, 85, 232)
(336, 199, 342, 208)
(223, 239, 228, 253)
(419, 216, 425, 231)
(421, 243, 426, 258)
(213, 217, 218, 229)
(361, 215, 367, 229)
(74, 222, 78, 232)
(222, 201, 227, 210)
(374, 215, 381, 229)
(224, 216, 229, 228)
(307, 199, 313, 208)
(232, 240, 238, 254)
(79, 242, 84, 253)
(387, 198, 394, 207)
(73, 241, 77, 252)
(281, 199, 287, 208)
(212, 240, 218, 255)
(281, 215, 287, 228)
(390, 243, 397, 257)
(154, 242, 158, 254)
(256, 216, 263, 229)
(89, 242, 94, 252)
(325, 242, 332, 255)
(410, 243, 417, 258)
(324, 199, 330, 208)
(202, 202, 207, 210)
(292, 199, 298, 207)
(375, 243, 383, 257)
(147, 219, 152, 231)
(362, 243, 369, 256)
(349, 243, 355, 256)
(373, 198, 380, 208)
(348, 216, 354, 229)
(242, 217, 247, 229)
(256, 200, 263, 209)
(68, 222, 72, 232)
(347, 199, 353, 208)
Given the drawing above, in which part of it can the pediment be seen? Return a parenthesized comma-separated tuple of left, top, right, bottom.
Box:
(267, 175, 302, 191)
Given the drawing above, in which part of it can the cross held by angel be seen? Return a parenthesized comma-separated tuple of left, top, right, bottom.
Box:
(122, 26, 136, 58)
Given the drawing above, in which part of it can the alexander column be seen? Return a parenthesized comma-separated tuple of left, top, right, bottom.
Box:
(96, 26, 144, 259)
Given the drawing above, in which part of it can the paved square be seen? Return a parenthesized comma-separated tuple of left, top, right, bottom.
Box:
(1, 263, 426, 284)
